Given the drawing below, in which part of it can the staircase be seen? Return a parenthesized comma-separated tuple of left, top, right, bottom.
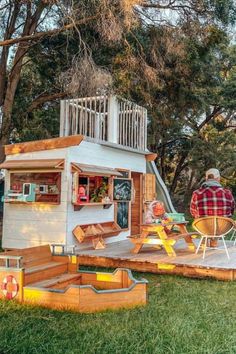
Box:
(2, 245, 80, 288)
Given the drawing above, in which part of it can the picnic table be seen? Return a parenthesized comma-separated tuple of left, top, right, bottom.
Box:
(129, 221, 197, 257)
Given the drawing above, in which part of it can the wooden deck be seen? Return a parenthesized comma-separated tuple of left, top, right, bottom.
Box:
(76, 239, 236, 281)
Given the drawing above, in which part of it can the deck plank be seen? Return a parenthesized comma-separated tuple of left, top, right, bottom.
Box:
(27, 273, 81, 288)
(76, 239, 236, 280)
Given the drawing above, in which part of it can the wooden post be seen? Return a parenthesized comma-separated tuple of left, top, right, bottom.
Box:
(143, 107, 147, 150)
(107, 96, 118, 144)
(68, 255, 79, 273)
(19, 269, 25, 302)
(60, 100, 65, 137)
(64, 100, 69, 136)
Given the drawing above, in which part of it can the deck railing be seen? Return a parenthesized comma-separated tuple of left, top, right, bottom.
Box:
(60, 95, 147, 151)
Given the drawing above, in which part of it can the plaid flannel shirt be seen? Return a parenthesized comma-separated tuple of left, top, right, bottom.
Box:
(190, 184, 235, 219)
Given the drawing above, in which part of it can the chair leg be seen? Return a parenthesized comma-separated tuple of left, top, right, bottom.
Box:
(230, 229, 236, 241)
(222, 237, 230, 260)
(196, 236, 203, 254)
(231, 230, 236, 246)
(203, 237, 208, 259)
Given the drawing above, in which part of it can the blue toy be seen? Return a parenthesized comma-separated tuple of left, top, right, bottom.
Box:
(2, 183, 36, 203)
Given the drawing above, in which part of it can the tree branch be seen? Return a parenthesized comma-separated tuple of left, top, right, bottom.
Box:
(156, 136, 190, 149)
(27, 92, 68, 113)
(197, 106, 222, 130)
(140, 1, 197, 11)
(0, 15, 98, 47)
(170, 153, 189, 195)
(225, 125, 236, 129)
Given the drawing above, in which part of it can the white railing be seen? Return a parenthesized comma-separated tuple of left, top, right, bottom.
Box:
(0, 255, 23, 268)
(118, 98, 147, 150)
(60, 96, 109, 141)
(60, 95, 147, 151)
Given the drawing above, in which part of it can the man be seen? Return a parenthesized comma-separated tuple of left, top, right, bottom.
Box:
(190, 168, 235, 246)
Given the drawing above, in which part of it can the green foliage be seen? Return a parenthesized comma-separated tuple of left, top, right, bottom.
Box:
(113, 24, 236, 209)
(11, 34, 80, 142)
(206, 0, 236, 25)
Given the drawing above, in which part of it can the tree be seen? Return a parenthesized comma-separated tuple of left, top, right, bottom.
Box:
(0, 0, 136, 153)
(110, 22, 236, 209)
(1, 1, 235, 147)
(0, 1, 235, 209)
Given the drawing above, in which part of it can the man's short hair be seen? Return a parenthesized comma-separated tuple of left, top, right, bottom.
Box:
(206, 168, 220, 179)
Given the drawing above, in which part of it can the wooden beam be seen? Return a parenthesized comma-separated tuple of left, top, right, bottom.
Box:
(77, 254, 234, 281)
(0, 159, 64, 170)
(5, 135, 84, 155)
(145, 153, 157, 161)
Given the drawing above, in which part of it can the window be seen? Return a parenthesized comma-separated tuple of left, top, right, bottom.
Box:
(5, 172, 61, 204)
(72, 173, 112, 205)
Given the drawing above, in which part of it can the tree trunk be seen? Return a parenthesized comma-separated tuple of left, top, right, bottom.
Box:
(0, 4, 45, 145)
(160, 145, 166, 181)
(0, 2, 21, 105)
(182, 169, 195, 212)
(169, 153, 188, 196)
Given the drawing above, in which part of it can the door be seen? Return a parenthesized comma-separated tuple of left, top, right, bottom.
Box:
(143, 173, 156, 202)
(143, 173, 157, 223)
(131, 172, 143, 236)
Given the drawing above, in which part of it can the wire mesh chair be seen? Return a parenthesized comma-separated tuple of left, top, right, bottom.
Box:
(192, 216, 235, 259)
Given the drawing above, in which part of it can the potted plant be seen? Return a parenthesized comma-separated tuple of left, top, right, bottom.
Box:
(90, 180, 109, 202)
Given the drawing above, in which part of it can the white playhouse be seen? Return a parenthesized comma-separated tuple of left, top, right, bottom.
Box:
(0, 95, 175, 250)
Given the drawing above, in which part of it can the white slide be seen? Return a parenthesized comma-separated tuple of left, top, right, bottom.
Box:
(147, 161, 176, 213)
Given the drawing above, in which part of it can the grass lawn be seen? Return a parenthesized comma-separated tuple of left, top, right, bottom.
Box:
(0, 272, 236, 354)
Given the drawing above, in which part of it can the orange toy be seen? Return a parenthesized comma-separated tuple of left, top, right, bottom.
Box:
(153, 201, 166, 217)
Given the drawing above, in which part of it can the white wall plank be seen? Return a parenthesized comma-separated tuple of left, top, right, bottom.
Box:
(69, 141, 146, 172)
(3, 220, 66, 243)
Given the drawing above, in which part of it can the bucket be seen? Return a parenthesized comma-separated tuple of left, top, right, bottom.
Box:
(166, 213, 186, 222)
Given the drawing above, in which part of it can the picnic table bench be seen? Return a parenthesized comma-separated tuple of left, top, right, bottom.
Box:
(128, 221, 198, 257)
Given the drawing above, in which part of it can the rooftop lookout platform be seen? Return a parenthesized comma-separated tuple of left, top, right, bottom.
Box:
(60, 95, 147, 152)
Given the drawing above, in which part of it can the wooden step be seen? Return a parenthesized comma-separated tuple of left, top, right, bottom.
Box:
(3, 245, 52, 268)
(25, 261, 63, 274)
(24, 262, 68, 285)
(26, 273, 81, 289)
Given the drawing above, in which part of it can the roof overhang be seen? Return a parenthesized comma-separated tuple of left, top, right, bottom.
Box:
(0, 159, 64, 170)
(145, 153, 157, 161)
(71, 163, 123, 177)
(4, 135, 84, 155)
